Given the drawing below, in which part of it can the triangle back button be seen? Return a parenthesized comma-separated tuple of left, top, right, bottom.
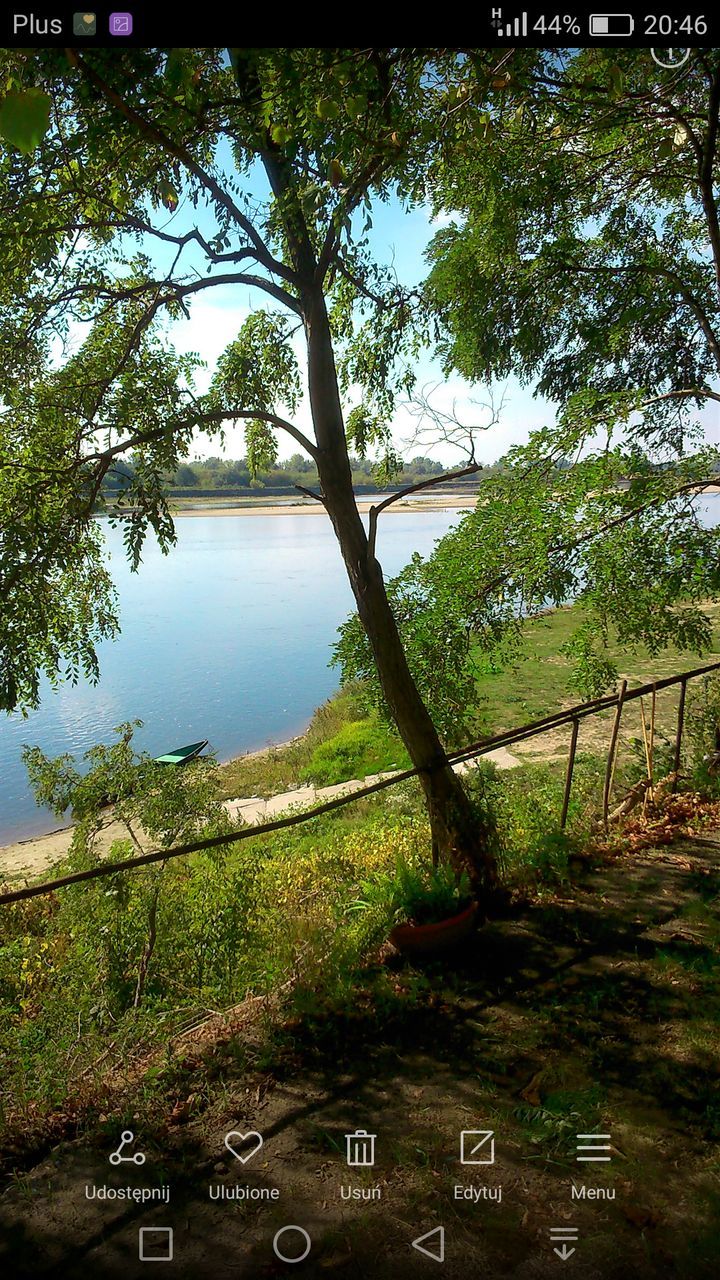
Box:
(411, 1225, 445, 1262)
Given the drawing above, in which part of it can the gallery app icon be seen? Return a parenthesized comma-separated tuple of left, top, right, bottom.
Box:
(460, 1129, 495, 1165)
(73, 12, 96, 35)
(109, 12, 133, 35)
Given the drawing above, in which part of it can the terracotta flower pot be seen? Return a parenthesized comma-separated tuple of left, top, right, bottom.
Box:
(388, 901, 479, 957)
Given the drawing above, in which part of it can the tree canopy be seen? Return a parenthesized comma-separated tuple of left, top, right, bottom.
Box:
(0, 46, 514, 885)
(333, 49, 720, 722)
(0, 48, 456, 711)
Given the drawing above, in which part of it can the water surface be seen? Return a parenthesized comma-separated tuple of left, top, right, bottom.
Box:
(3, 495, 718, 845)
(0, 510, 463, 843)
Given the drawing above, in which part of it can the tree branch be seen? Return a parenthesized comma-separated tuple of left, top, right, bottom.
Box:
(477, 476, 719, 603)
(294, 484, 325, 504)
(84, 408, 318, 467)
(367, 463, 482, 564)
(66, 49, 301, 291)
(641, 387, 720, 407)
(556, 257, 720, 375)
(699, 60, 720, 296)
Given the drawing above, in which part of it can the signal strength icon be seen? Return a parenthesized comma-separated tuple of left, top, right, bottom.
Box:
(490, 7, 528, 37)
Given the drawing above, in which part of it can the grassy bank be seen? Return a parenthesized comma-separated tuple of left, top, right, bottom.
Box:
(474, 601, 720, 734)
(215, 601, 720, 804)
(216, 684, 410, 800)
(471, 602, 720, 776)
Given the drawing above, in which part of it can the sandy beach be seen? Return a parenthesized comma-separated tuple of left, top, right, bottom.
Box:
(168, 494, 478, 518)
(0, 734, 303, 886)
(0, 819, 125, 884)
(165, 484, 720, 518)
(0, 743, 522, 889)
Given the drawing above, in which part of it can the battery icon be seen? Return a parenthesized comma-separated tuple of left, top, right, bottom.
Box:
(589, 13, 635, 35)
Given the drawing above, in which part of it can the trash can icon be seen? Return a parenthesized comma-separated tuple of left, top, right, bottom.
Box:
(345, 1129, 376, 1167)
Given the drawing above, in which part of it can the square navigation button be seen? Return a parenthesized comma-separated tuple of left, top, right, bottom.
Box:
(139, 1227, 173, 1262)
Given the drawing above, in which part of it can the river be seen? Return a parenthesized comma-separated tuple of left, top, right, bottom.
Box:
(3, 495, 719, 847)
(0, 509, 464, 844)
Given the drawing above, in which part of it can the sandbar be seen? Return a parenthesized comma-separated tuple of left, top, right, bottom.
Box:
(168, 494, 478, 518)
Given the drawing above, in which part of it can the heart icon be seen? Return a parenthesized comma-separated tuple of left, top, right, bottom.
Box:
(224, 1130, 263, 1164)
(83, 13, 93, 20)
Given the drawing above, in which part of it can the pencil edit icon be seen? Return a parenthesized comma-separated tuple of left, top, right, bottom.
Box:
(460, 1129, 495, 1165)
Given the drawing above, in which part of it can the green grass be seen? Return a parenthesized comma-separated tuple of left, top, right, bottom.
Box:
(474, 602, 720, 732)
(472, 601, 720, 760)
(301, 718, 409, 785)
(215, 683, 406, 799)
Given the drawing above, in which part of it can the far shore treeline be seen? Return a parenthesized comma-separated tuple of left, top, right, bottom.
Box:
(101, 452, 481, 500)
(101, 452, 716, 503)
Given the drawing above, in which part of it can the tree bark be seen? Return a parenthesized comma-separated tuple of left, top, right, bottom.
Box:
(303, 288, 497, 901)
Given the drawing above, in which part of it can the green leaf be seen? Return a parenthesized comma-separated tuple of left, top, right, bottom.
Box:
(270, 123, 292, 146)
(607, 65, 625, 99)
(0, 88, 52, 154)
(157, 178, 179, 211)
(328, 157, 345, 188)
(346, 95, 367, 119)
(316, 98, 339, 121)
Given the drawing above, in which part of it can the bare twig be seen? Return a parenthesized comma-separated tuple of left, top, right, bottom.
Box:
(402, 382, 507, 463)
(367, 463, 482, 562)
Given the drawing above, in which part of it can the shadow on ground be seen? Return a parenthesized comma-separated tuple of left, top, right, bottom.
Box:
(2, 839, 719, 1278)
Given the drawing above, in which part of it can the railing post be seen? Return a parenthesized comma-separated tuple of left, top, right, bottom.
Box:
(649, 682, 657, 790)
(603, 679, 628, 833)
(672, 678, 687, 793)
(561, 718, 580, 830)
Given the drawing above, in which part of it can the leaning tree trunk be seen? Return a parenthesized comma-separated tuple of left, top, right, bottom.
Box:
(304, 289, 497, 901)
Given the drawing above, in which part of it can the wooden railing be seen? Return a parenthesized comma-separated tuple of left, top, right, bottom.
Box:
(2, 658, 720, 907)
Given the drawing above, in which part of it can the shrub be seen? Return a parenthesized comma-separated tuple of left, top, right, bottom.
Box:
(0, 804, 431, 1125)
(685, 674, 720, 797)
(462, 756, 589, 885)
(350, 855, 472, 927)
(302, 717, 408, 786)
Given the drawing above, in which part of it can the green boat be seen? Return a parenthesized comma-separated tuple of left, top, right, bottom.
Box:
(153, 739, 209, 766)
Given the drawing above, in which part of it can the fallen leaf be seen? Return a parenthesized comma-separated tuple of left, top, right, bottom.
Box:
(519, 1071, 545, 1106)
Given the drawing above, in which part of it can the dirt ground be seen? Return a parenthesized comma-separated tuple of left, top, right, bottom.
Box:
(1, 835, 719, 1279)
